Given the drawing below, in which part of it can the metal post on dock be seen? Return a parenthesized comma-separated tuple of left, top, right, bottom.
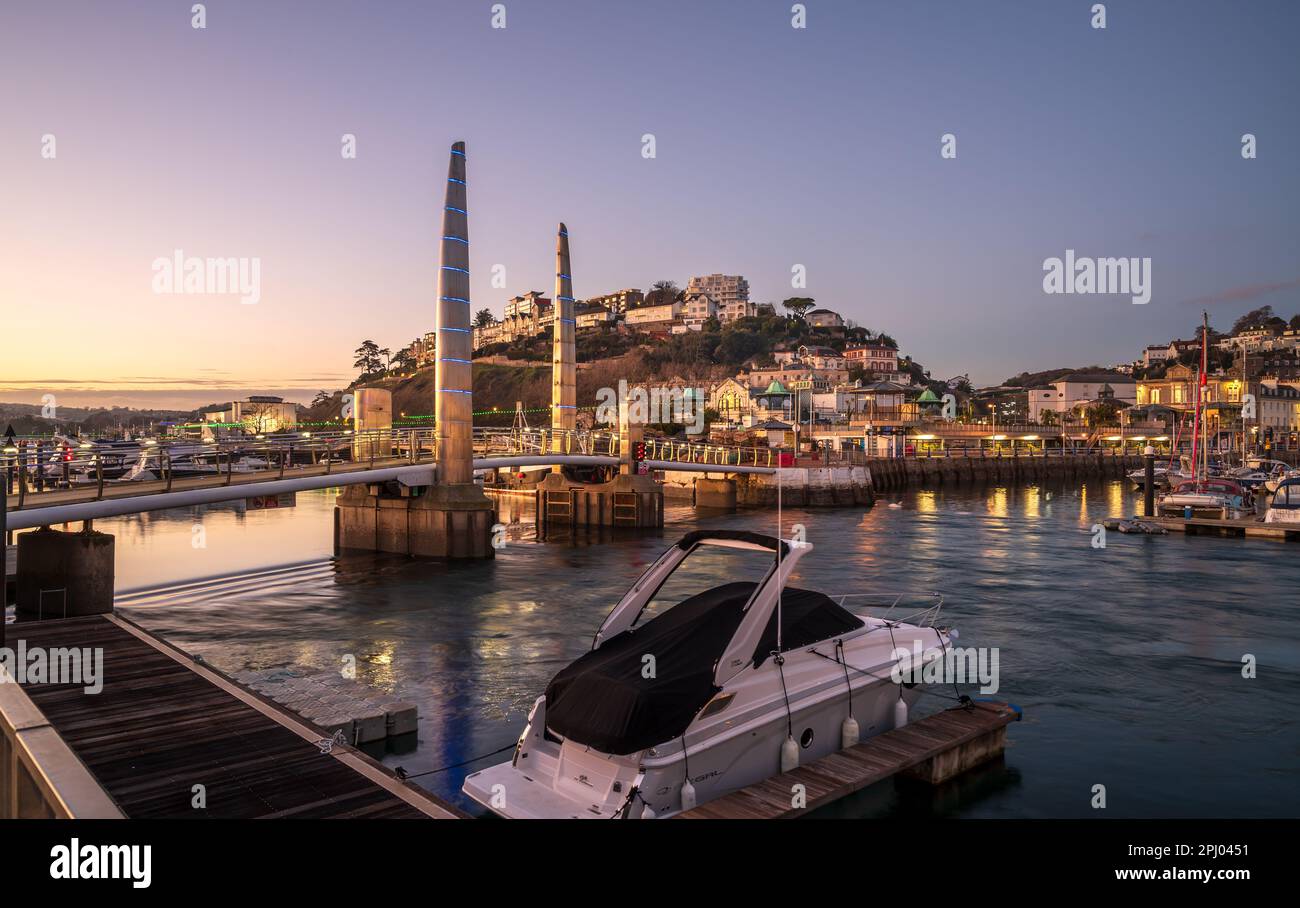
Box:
(1, 477, 6, 648)
(1143, 444, 1156, 517)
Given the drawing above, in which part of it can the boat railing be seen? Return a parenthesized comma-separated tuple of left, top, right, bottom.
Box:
(835, 591, 944, 628)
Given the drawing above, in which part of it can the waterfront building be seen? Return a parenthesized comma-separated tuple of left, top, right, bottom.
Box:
(686, 273, 751, 322)
(707, 377, 751, 423)
(1028, 372, 1137, 422)
(751, 380, 794, 424)
(202, 395, 298, 436)
(840, 380, 913, 424)
(1257, 382, 1300, 436)
(745, 364, 848, 395)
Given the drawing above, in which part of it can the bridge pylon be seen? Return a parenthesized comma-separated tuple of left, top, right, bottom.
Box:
(335, 141, 494, 558)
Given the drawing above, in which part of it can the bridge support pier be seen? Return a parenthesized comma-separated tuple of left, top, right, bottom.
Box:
(535, 471, 662, 532)
(693, 477, 737, 510)
(15, 526, 114, 621)
(335, 483, 496, 559)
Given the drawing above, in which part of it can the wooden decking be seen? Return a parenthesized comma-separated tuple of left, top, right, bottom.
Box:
(678, 700, 1020, 819)
(11, 614, 464, 818)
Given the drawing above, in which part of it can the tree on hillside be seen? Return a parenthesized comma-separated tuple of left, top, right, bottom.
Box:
(353, 340, 383, 375)
(311, 390, 332, 408)
(392, 348, 414, 373)
(782, 297, 815, 320)
(378, 347, 392, 370)
(474, 308, 495, 328)
(651, 279, 679, 296)
(1290, 314, 1300, 331)
(1231, 306, 1278, 335)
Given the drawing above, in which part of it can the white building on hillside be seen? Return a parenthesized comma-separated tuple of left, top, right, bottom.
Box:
(1027, 373, 1137, 421)
(687, 274, 751, 322)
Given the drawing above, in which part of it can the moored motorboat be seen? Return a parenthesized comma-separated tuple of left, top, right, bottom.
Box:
(463, 529, 953, 819)
(1264, 476, 1300, 524)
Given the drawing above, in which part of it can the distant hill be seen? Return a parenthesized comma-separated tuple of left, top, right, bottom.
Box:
(1001, 367, 1122, 389)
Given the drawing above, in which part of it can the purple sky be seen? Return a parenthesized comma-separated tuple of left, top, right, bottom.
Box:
(3, 0, 1298, 408)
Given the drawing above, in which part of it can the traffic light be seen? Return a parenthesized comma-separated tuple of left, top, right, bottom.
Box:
(631, 441, 647, 470)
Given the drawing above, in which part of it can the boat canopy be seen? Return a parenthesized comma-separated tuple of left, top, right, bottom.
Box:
(544, 580, 862, 755)
(1273, 478, 1300, 508)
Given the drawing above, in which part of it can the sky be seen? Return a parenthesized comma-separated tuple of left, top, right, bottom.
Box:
(2, 0, 1298, 409)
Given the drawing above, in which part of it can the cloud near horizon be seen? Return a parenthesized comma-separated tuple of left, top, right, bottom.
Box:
(1180, 278, 1300, 309)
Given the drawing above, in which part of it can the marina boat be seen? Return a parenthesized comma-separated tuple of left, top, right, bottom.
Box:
(1264, 467, 1300, 495)
(115, 446, 272, 482)
(1229, 458, 1290, 492)
(463, 529, 953, 819)
(1264, 476, 1300, 523)
(1158, 477, 1253, 520)
(1126, 464, 1172, 491)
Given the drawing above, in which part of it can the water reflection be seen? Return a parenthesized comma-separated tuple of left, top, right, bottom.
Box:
(98, 479, 1299, 818)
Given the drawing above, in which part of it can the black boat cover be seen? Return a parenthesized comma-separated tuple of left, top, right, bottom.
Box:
(544, 581, 864, 754)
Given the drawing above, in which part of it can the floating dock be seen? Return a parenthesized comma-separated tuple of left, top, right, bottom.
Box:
(0, 614, 465, 819)
(1145, 515, 1300, 541)
(678, 700, 1020, 819)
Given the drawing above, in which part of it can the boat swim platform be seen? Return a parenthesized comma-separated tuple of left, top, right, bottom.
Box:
(677, 700, 1021, 820)
(1, 613, 466, 819)
(1145, 515, 1300, 541)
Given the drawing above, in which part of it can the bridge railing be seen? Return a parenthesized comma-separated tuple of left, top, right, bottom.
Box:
(3, 428, 439, 508)
(642, 436, 776, 468)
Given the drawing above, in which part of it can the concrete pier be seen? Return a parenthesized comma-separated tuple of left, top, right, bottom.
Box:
(536, 407, 662, 530)
(14, 526, 114, 621)
(693, 477, 738, 510)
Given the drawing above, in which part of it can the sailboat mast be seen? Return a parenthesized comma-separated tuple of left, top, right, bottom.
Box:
(1202, 311, 1210, 483)
(1191, 321, 1203, 489)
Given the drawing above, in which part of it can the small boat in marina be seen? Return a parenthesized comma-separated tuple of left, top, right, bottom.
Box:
(1127, 463, 1172, 491)
(1230, 458, 1290, 492)
(1264, 476, 1300, 524)
(1158, 477, 1253, 520)
(463, 529, 952, 819)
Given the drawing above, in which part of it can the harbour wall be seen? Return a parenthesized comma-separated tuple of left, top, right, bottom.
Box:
(663, 467, 874, 508)
(864, 452, 1144, 492)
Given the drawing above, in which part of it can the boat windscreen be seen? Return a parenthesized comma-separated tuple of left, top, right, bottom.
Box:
(637, 544, 773, 624)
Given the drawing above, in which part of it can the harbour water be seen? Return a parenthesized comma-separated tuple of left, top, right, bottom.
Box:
(87, 480, 1299, 817)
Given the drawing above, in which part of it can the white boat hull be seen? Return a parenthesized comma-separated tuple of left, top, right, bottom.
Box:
(465, 618, 947, 819)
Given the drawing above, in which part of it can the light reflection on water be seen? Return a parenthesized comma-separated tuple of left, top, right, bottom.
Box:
(94, 480, 1299, 818)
